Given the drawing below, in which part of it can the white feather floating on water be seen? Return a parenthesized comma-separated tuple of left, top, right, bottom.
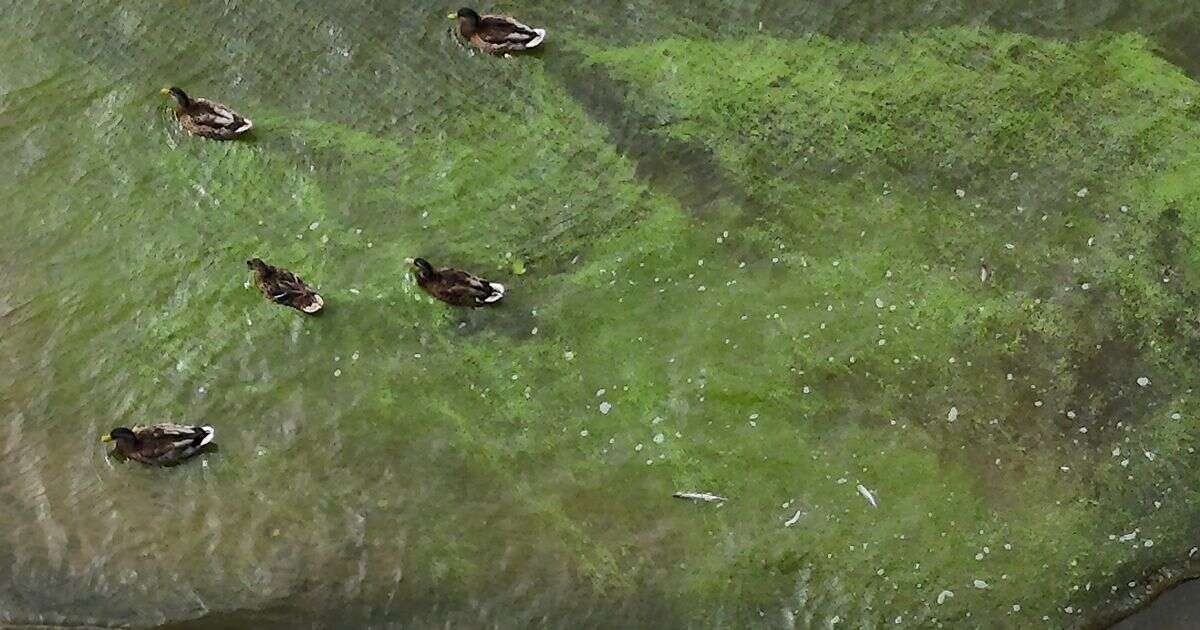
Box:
(673, 492, 727, 503)
(784, 510, 804, 527)
(856, 484, 878, 508)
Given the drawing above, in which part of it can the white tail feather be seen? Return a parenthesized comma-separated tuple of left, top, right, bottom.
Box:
(236, 119, 253, 133)
(482, 283, 505, 303)
(198, 426, 215, 447)
(527, 29, 546, 48)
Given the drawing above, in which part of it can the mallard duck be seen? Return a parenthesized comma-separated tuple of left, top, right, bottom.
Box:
(247, 258, 325, 314)
(161, 87, 253, 140)
(408, 257, 505, 306)
(101, 424, 215, 466)
(447, 8, 546, 55)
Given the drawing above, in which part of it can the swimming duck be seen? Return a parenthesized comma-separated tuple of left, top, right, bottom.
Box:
(447, 8, 546, 55)
(161, 87, 253, 140)
(408, 257, 505, 306)
(101, 424, 215, 466)
(247, 258, 325, 314)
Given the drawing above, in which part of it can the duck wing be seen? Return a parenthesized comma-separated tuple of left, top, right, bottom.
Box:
(440, 269, 505, 305)
(189, 98, 253, 133)
(134, 424, 213, 460)
(476, 15, 545, 48)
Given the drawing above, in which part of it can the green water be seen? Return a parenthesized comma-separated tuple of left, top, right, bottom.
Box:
(3, 1, 1200, 628)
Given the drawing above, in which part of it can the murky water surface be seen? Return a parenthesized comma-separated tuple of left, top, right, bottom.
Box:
(2, 1, 1199, 627)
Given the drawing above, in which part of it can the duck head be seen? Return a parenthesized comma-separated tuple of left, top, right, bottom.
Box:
(407, 257, 435, 281)
(101, 427, 138, 445)
(448, 8, 481, 34)
(161, 86, 191, 108)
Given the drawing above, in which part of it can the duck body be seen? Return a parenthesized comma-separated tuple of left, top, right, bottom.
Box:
(102, 424, 215, 467)
(162, 87, 253, 140)
(248, 258, 325, 314)
(409, 257, 505, 307)
(449, 8, 545, 55)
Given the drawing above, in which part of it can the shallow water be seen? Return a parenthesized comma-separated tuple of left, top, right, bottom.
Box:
(2, 1, 1200, 628)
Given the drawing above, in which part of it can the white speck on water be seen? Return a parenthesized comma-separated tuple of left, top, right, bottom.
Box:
(1144, 539, 1154, 548)
(875, 298, 885, 308)
(947, 406, 958, 422)
(580, 429, 588, 437)
(1066, 410, 1076, 419)
(635, 443, 643, 452)
(333, 369, 341, 377)
(1136, 376, 1150, 387)
(1172, 413, 1182, 420)
(1144, 451, 1156, 461)
(784, 510, 803, 527)
(197, 386, 206, 394)
(564, 351, 575, 360)
(653, 433, 665, 444)
(937, 590, 954, 604)
(1010, 172, 1019, 181)
(1087, 236, 1096, 247)
(1081, 283, 1091, 291)
(351, 352, 359, 361)
(1005, 243, 1015, 250)
(596, 389, 607, 397)
(956, 189, 966, 198)
(698, 286, 706, 292)
(749, 413, 759, 420)
(974, 580, 989, 589)
(599, 402, 612, 414)
(531, 327, 538, 335)
(1076, 187, 1089, 198)
(309, 222, 319, 230)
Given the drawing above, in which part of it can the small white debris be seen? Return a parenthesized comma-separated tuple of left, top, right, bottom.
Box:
(784, 510, 803, 527)
(974, 580, 989, 589)
(1118, 531, 1137, 542)
(947, 406, 958, 423)
(1076, 188, 1089, 198)
(580, 429, 589, 437)
(856, 484, 878, 508)
(653, 433, 665, 444)
(875, 298, 885, 308)
(564, 351, 575, 360)
(956, 189, 967, 198)
(1010, 172, 1019, 181)
(1137, 376, 1150, 387)
(673, 491, 726, 503)
(595, 389, 607, 397)
(333, 369, 341, 377)
(937, 590, 954, 605)
(1144, 539, 1154, 548)
(309, 221, 319, 230)
(599, 402, 612, 414)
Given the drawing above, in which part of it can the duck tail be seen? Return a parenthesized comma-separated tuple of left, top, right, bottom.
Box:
(235, 118, 253, 134)
(197, 425, 216, 447)
(527, 28, 546, 48)
(484, 282, 505, 303)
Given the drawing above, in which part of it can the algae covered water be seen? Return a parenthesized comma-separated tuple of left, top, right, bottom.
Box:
(3, 1, 1200, 627)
